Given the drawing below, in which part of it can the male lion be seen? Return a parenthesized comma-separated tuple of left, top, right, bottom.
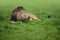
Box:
(10, 6, 41, 23)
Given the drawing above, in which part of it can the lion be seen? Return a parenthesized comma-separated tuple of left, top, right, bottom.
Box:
(10, 6, 41, 23)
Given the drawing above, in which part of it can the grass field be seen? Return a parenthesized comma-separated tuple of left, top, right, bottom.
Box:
(0, 0, 60, 40)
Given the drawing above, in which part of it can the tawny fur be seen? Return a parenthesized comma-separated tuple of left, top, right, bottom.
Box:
(22, 13, 41, 21)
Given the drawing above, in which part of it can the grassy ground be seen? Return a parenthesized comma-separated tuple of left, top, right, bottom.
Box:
(0, 0, 60, 40)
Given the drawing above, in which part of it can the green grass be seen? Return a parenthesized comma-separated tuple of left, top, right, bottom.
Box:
(0, 0, 60, 40)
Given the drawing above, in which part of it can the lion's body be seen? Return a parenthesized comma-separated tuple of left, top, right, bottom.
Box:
(22, 13, 41, 21)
